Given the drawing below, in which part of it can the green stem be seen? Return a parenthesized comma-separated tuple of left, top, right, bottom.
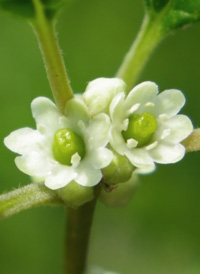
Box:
(116, 15, 163, 91)
(65, 187, 100, 274)
(31, 0, 73, 113)
(0, 183, 63, 218)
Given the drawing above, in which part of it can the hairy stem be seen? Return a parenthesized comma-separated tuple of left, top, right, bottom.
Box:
(0, 183, 63, 218)
(116, 15, 163, 91)
(32, 0, 73, 113)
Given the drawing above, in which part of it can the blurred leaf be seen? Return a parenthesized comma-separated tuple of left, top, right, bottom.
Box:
(144, 0, 200, 33)
(0, 0, 75, 20)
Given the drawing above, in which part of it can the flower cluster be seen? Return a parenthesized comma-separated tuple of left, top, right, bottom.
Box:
(4, 78, 193, 202)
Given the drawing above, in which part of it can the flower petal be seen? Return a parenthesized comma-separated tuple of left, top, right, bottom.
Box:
(109, 127, 126, 155)
(65, 97, 90, 125)
(149, 142, 185, 164)
(31, 97, 62, 135)
(125, 148, 155, 168)
(124, 82, 158, 111)
(84, 77, 126, 115)
(110, 92, 125, 124)
(158, 114, 193, 143)
(45, 165, 77, 190)
(15, 152, 52, 178)
(153, 89, 185, 117)
(87, 113, 111, 148)
(90, 147, 113, 169)
(4, 127, 42, 154)
(75, 162, 102, 187)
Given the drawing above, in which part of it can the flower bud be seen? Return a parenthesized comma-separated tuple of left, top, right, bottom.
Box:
(83, 78, 126, 116)
(102, 149, 135, 185)
(99, 173, 139, 207)
(57, 181, 94, 208)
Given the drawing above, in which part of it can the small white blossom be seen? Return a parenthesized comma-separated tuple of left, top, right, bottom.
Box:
(84, 78, 126, 116)
(4, 96, 113, 190)
(109, 81, 193, 173)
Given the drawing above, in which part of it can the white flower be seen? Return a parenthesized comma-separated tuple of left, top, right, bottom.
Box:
(109, 81, 193, 173)
(83, 77, 126, 116)
(4, 96, 113, 190)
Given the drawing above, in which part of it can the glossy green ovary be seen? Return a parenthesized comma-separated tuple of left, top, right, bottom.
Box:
(122, 112, 157, 147)
(53, 129, 85, 165)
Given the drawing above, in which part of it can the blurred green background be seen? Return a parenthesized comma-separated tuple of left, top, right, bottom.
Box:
(0, 1, 200, 273)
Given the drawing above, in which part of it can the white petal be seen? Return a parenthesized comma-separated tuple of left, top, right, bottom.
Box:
(153, 89, 185, 117)
(149, 142, 185, 164)
(124, 82, 158, 111)
(125, 148, 154, 168)
(15, 152, 52, 177)
(87, 113, 111, 148)
(162, 115, 193, 143)
(4, 127, 42, 154)
(110, 92, 126, 124)
(31, 97, 61, 135)
(134, 164, 156, 174)
(84, 78, 126, 115)
(45, 165, 77, 190)
(75, 163, 102, 187)
(109, 127, 126, 155)
(65, 97, 90, 124)
(90, 147, 113, 169)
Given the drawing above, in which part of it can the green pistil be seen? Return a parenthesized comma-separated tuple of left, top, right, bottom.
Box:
(53, 129, 85, 165)
(122, 112, 157, 147)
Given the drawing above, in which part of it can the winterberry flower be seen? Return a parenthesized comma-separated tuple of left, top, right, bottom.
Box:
(109, 81, 193, 173)
(4, 96, 113, 190)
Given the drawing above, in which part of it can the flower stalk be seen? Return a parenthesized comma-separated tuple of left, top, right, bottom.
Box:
(31, 0, 73, 113)
(116, 15, 163, 91)
(65, 186, 101, 274)
(0, 183, 63, 218)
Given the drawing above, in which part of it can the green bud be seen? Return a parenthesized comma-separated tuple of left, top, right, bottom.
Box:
(102, 149, 135, 185)
(122, 112, 157, 147)
(53, 128, 85, 165)
(57, 181, 94, 208)
(99, 173, 139, 207)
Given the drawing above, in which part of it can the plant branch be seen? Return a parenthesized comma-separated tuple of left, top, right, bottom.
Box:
(0, 183, 63, 218)
(31, 0, 74, 113)
(116, 15, 163, 91)
(65, 185, 101, 274)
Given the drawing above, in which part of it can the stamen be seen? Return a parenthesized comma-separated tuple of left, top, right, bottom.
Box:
(159, 114, 169, 121)
(145, 141, 158, 151)
(127, 138, 138, 148)
(127, 103, 140, 115)
(145, 102, 155, 108)
(122, 119, 129, 131)
(71, 152, 81, 168)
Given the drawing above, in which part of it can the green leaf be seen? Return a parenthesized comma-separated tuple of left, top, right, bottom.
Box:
(144, 0, 200, 34)
(0, 0, 75, 20)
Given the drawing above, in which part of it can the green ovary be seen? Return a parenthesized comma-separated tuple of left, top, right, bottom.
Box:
(53, 128, 85, 165)
(122, 112, 157, 147)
